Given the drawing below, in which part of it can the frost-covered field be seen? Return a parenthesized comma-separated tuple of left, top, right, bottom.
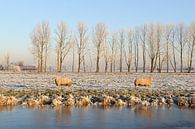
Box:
(0, 72, 195, 91)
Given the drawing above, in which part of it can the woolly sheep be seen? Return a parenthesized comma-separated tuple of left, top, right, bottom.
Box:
(134, 77, 152, 87)
(54, 76, 72, 87)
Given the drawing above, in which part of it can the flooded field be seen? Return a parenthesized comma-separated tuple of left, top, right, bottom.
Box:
(0, 72, 195, 129)
(0, 72, 195, 91)
(0, 106, 194, 129)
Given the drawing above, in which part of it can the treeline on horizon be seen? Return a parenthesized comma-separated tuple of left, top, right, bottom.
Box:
(31, 21, 195, 73)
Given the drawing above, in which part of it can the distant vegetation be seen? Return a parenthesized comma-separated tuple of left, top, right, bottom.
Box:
(30, 21, 195, 73)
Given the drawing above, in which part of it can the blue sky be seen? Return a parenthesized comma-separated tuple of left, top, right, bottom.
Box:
(0, 0, 195, 64)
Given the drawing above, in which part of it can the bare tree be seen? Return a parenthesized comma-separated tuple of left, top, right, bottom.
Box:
(133, 30, 139, 72)
(102, 37, 109, 72)
(140, 25, 147, 72)
(110, 33, 117, 72)
(43, 22, 50, 72)
(147, 24, 158, 72)
(4, 52, 10, 70)
(71, 38, 76, 72)
(119, 30, 125, 72)
(164, 24, 174, 72)
(55, 21, 71, 72)
(187, 22, 195, 73)
(156, 24, 163, 72)
(124, 29, 133, 72)
(169, 26, 177, 72)
(88, 50, 93, 72)
(31, 29, 40, 72)
(29, 21, 195, 73)
(94, 23, 108, 72)
(176, 23, 186, 72)
(31, 21, 51, 72)
(76, 22, 88, 72)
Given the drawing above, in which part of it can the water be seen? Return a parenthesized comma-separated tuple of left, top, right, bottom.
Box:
(0, 105, 195, 129)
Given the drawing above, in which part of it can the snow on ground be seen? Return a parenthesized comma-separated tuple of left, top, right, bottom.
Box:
(0, 72, 195, 91)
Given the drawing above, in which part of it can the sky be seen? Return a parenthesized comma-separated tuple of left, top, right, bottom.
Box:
(0, 0, 195, 65)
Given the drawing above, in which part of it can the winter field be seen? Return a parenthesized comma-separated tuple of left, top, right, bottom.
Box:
(0, 72, 195, 92)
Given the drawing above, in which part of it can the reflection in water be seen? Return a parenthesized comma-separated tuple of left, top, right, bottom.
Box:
(0, 105, 16, 112)
(76, 106, 89, 128)
(134, 105, 152, 119)
(54, 106, 91, 126)
(134, 105, 153, 129)
(31, 106, 51, 126)
(26, 105, 45, 110)
(0, 106, 194, 129)
(54, 106, 72, 124)
(99, 105, 112, 110)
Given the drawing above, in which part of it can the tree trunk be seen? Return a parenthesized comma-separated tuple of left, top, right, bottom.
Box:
(96, 49, 100, 73)
(57, 51, 59, 72)
(136, 43, 139, 72)
(44, 48, 47, 72)
(110, 61, 113, 72)
(57, 50, 63, 72)
(166, 40, 169, 73)
(113, 58, 116, 72)
(120, 44, 123, 72)
(110, 44, 114, 72)
(78, 53, 81, 72)
(158, 52, 161, 73)
(59, 59, 63, 72)
(83, 55, 86, 72)
(188, 50, 193, 73)
(181, 48, 183, 72)
(143, 42, 146, 72)
(72, 45, 75, 72)
(150, 58, 154, 73)
(128, 64, 130, 72)
(173, 43, 177, 72)
(40, 49, 43, 72)
(105, 62, 108, 72)
(188, 39, 195, 73)
(134, 42, 138, 73)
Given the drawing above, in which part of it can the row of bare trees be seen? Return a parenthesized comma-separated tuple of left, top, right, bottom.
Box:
(31, 21, 195, 73)
(31, 22, 50, 72)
